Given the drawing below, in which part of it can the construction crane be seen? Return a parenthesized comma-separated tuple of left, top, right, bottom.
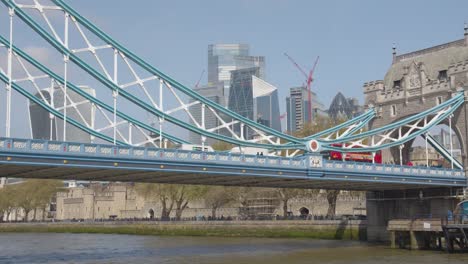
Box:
(284, 53, 319, 124)
(194, 69, 205, 88)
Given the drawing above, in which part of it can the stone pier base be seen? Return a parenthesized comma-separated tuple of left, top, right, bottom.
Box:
(366, 188, 460, 243)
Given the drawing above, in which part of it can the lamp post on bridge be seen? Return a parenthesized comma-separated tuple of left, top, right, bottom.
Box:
(5, 8, 14, 138)
(425, 132, 429, 168)
(449, 114, 454, 169)
(399, 144, 404, 166)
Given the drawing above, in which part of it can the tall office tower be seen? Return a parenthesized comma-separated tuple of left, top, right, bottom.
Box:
(228, 67, 280, 139)
(29, 86, 96, 143)
(189, 81, 225, 145)
(53, 86, 96, 143)
(207, 44, 265, 106)
(252, 76, 281, 132)
(30, 89, 58, 140)
(328, 92, 363, 121)
(432, 128, 460, 150)
(285, 86, 326, 132)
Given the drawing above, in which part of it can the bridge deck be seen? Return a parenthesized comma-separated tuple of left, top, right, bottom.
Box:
(0, 138, 465, 190)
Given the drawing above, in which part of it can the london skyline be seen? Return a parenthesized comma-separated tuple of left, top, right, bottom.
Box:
(56, 0, 468, 106)
(4, 0, 467, 112)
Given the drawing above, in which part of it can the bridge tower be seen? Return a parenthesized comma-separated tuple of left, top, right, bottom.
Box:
(363, 25, 468, 242)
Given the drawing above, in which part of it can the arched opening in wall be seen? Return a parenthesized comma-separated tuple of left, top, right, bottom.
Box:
(396, 124, 463, 168)
(299, 207, 310, 219)
(148, 209, 154, 219)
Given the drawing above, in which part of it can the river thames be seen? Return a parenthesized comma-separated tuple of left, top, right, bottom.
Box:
(1, 233, 468, 264)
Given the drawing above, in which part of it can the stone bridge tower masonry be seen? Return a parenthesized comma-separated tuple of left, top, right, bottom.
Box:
(363, 25, 468, 242)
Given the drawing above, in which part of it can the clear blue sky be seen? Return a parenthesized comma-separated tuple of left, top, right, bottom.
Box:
(66, 0, 468, 111)
(1, 0, 468, 139)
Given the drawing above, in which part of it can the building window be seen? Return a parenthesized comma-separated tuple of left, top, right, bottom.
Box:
(438, 70, 448, 81)
(436, 96, 443, 105)
(393, 80, 401, 88)
(391, 105, 397, 116)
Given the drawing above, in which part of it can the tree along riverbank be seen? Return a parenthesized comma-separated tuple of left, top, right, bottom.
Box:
(0, 220, 367, 240)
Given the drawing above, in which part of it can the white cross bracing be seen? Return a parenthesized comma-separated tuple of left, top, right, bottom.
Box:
(6, 0, 301, 151)
(3, 0, 462, 159)
(0, 41, 178, 147)
(322, 94, 464, 153)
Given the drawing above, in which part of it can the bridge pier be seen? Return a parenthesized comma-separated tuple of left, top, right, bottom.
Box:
(366, 188, 461, 242)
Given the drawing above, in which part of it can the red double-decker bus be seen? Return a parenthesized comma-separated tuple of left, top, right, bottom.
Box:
(325, 144, 382, 163)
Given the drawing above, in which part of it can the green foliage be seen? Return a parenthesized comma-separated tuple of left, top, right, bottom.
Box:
(0, 185, 17, 220)
(211, 141, 233, 151)
(172, 184, 208, 220)
(0, 179, 62, 221)
(293, 115, 348, 138)
(0, 223, 366, 240)
(204, 186, 237, 218)
(135, 183, 208, 220)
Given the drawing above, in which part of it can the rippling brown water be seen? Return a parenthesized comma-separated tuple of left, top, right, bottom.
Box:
(1, 233, 467, 264)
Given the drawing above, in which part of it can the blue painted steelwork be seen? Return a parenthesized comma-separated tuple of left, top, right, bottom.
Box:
(1, 0, 464, 157)
(0, 137, 464, 189)
(301, 109, 376, 141)
(0, 72, 128, 145)
(48, 0, 377, 147)
(321, 93, 465, 152)
(0, 35, 187, 145)
(0, 0, 465, 183)
(0, 0, 304, 150)
(50, 0, 300, 144)
(422, 134, 464, 170)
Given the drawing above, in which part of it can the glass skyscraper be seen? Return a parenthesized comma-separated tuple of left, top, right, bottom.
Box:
(30, 89, 57, 140)
(29, 86, 96, 143)
(208, 44, 265, 106)
(189, 81, 225, 145)
(286, 86, 326, 132)
(252, 76, 281, 132)
(228, 68, 281, 139)
(53, 86, 96, 143)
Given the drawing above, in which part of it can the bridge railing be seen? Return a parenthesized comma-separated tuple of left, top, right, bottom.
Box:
(0, 137, 307, 169)
(0, 137, 464, 179)
(324, 160, 465, 179)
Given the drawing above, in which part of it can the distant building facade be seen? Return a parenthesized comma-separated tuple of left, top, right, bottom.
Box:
(252, 76, 281, 132)
(285, 86, 326, 132)
(56, 183, 145, 220)
(432, 127, 462, 163)
(29, 86, 95, 143)
(55, 183, 365, 221)
(410, 146, 440, 166)
(53, 86, 96, 143)
(189, 82, 226, 145)
(30, 89, 57, 140)
(328, 92, 363, 121)
(208, 44, 265, 106)
(228, 67, 281, 139)
(363, 25, 468, 164)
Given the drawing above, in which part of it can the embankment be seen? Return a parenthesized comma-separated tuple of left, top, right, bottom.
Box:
(0, 220, 366, 240)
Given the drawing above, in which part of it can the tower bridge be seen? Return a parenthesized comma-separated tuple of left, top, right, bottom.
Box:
(0, 137, 464, 190)
(363, 23, 468, 242)
(0, 0, 467, 242)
